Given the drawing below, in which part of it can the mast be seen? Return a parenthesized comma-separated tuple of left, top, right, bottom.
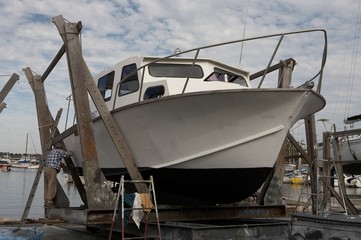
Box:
(25, 133, 29, 160)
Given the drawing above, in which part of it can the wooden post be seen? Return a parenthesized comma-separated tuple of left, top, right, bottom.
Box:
(288, 133, 358, 214)
(0, 73, 19, 104)
(277, 58, 295, 88)
(52, 15, 148, 195)
(332, 136, 358, 214)
(304, 114, 318, 214)
(25, 67, 88, 207)
(24, 69, 54, 162)
(24, 68, 70, 211)
(262, 59, 295, 205)
(52, 16, 116, 209)
(320, 131, 331, 212)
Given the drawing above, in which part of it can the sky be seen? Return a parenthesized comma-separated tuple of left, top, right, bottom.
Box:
(0, 0, 360, 154)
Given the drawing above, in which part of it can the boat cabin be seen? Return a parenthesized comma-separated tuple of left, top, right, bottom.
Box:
(95, 56, 251, 111)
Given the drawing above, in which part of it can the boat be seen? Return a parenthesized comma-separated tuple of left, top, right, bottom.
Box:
(283, 164, 297, 183)
(28, 164, 40, 169)
(11, 159, 31, 169)
(61, 30, 327, 205)
(290, 171, 309, 185)
(290, 175, 306, 185)
(317, 130, 361, 175)
(1, 165, 11, 172)
(339, 135, 361, 175)
(0, 159, 11, 169)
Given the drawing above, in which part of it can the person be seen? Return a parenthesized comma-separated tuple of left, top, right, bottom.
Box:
(44, 142, 72, 208)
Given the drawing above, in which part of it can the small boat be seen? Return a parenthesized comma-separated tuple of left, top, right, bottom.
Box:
(27, 164, 39, 169)
(290, 174, 308, 185)
(60, 29, 327, 205)
(11, 159, 31, 169)
(1, 165, 11, 172)
(0, 159, 11, 168)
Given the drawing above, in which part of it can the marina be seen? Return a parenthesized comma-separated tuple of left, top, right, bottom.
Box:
(1, 14, 361, 240)
(0, 169, 82, 220)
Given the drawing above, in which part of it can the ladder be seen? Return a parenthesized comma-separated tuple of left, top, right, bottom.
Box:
(109, 176, 162, 240)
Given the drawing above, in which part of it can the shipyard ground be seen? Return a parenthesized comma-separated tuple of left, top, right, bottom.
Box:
(0, 221, 110, 240)
(1, 198, 361, 239)
(39, 223, 109, 240)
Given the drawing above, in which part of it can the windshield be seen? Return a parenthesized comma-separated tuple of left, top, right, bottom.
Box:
(205, 68, 248, 87)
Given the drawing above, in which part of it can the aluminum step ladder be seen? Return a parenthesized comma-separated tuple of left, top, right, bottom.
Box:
(109, 176, 161, 240)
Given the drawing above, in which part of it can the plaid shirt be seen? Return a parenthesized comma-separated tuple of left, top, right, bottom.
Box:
(45, 149, 70, 172)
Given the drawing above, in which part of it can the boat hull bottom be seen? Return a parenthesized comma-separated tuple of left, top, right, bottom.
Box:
(75, 167, 272, 205)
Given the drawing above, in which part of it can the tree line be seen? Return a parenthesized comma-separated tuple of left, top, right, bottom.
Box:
(0, 152, 42, 160)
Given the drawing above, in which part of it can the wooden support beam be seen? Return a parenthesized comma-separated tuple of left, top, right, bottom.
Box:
(24, 68, 54, 157)
(320, 131, 331, 212)
(0, 73, 19, 104)
(288, 133, 358, 214)
(52, 15, 148, 195)
(24, 68, 88, 211)
(304, 114, 318, 214)
(331, 136, 358, 214)
(24, 67, 88, 206)
(260, 59, 295, 205)
(52, 16, 115, 209)
(41, 22, 82, 82)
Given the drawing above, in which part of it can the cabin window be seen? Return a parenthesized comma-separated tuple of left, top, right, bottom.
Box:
(205, 68, 248, 87)
(144, 85, 165, 100)
(119, 63, 139, 96)
(148, 63, 204, 78)
(98, 71, 114, 101)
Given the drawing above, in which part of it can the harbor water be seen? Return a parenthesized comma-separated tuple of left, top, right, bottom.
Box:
(1, 168, 361, 220)
(0, 168, 83, 220)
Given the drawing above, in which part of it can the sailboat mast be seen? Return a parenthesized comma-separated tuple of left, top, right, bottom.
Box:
(25, 133, 28, 160)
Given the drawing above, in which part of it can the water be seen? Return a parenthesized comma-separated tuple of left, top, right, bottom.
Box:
(0, 168, 83, 220)
(2, 169, 361, 220)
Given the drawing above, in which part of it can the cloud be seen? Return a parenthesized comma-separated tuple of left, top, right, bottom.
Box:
(0, 0, 360, 154)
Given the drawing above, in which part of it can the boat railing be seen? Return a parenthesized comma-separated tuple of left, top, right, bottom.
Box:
(115, 29, 327, 106)
(64, 29, 328, 129)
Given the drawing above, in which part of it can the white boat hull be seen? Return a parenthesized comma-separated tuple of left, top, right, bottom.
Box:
(318, 136, 361, 175)
(339, 138, 361, 174)
(63, 88, 324, 204)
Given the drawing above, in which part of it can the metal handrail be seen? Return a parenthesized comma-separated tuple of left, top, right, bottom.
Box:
(114, 29, 327, 103)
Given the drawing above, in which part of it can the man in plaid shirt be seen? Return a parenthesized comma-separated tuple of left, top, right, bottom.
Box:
(44, 142, 72, 208)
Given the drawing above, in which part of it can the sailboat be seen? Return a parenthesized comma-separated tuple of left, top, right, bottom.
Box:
(12, 133, 40, 169)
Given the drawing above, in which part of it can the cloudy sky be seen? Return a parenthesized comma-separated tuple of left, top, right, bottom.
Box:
(0, 0, 360, 154)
